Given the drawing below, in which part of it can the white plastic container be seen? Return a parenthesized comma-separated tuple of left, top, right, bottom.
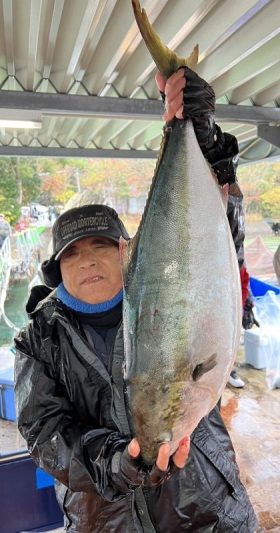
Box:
(244, 328, 268, 369)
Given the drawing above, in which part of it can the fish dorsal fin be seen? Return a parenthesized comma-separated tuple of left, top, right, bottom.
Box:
(131, 0, 199, 78)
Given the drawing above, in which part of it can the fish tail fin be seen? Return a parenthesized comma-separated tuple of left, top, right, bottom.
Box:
(131, 0, 199, 78)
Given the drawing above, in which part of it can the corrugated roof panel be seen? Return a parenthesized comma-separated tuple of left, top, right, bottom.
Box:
(0, 0, 278, 162)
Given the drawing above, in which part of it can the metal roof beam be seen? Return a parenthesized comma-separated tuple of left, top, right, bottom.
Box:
(85, 0, 170, 96)
(254, 83, 280, 106)
(229, 62, 280, 104)
(0, 91, 162, 120)
(109, 121, 151, 148)
(258, 124, 280, 148)
(40, 0, 65, 91)
(239, 137, 279, 162)
(27, 0, 43, 90)
(130, 122, 162, 149)
(213, 33, 280, 98)
(73, 0, 119, 89)
(215, 104, 280, 124)
(0, 146, 157, 158)
(0, 91, 280, 124)
(60, 0, 103, 93)
(0, 143, 277, 164)
(2, 0, 15, 77)
(197, 0, 280, 83)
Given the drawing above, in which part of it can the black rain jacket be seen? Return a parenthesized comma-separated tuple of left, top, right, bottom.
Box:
(15, 290, 258, 533)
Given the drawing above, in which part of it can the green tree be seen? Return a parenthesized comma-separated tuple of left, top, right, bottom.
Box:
(0, 158, 40, 224)
(21, 159, 41, 204)
(0, 159, 19, 223)
(37, 159, 86, 205)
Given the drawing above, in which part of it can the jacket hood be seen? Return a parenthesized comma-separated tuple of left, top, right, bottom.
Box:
(26, 284, 54, 315)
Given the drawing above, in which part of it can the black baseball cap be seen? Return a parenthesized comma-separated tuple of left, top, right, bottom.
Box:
(41, 204, 129, 288)
(52, 204, 130, 260)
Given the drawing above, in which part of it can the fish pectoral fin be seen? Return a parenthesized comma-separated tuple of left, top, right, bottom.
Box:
(192, 353, 217, 382)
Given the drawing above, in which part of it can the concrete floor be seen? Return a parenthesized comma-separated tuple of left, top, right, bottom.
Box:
(221, 349, 280, 533)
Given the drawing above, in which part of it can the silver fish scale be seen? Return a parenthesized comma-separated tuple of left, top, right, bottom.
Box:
(123, 120, 241, 462)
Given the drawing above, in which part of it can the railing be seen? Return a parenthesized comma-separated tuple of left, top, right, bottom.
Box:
(0, 236, 19, 332)
(12, 226, 44, 282)
(0, 236, 11, 313)
(0, 227, 45, 332)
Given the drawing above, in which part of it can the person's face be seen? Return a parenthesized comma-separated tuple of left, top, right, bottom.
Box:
(59, 236, 123, 304)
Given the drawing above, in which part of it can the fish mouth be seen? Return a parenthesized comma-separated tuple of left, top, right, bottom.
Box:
(80, 275, 104, 285)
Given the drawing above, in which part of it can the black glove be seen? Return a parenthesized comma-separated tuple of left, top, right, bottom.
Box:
(182, 66, 215, 149)
(242, 298, 260, 329)
(180, 67, 239, 185)
(111, 445, 178, 491)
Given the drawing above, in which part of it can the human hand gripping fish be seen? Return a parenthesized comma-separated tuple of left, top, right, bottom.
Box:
(155, 68, 186, 121)
(129, 435, 190, 469)
(114, 436, 190, 489)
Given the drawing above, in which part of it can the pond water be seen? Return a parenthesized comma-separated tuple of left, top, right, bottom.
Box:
(0, 280, 29, 346)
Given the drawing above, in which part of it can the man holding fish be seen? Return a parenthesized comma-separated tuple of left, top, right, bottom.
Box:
(15, 62, 257, 531)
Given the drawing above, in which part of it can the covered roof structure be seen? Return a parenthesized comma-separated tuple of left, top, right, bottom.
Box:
(0, 0, 279, 164)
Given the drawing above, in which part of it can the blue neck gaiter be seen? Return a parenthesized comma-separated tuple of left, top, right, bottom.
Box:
(56, 282, 123, 314)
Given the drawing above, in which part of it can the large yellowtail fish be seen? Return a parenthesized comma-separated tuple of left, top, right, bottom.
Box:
(122, 0, 242, 463)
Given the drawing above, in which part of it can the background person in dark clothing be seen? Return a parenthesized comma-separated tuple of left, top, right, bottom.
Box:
(15, 68, 257, 532)
(226, 183, 260, 388)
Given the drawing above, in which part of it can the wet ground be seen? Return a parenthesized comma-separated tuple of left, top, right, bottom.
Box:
(221, 347, 280, 532)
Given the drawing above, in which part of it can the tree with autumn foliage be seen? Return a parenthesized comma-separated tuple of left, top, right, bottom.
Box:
(0, 155, 278, 227)
(81, 158, 154, 205)
(259, 188, 280, 219)
(238, 161, 280, 219)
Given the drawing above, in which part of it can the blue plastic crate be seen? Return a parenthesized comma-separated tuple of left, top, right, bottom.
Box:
(250, 276, 280, 298)
(0, 455, 63, 532)
(0, 364, 16, 421)
(36, 467, 55, 489)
